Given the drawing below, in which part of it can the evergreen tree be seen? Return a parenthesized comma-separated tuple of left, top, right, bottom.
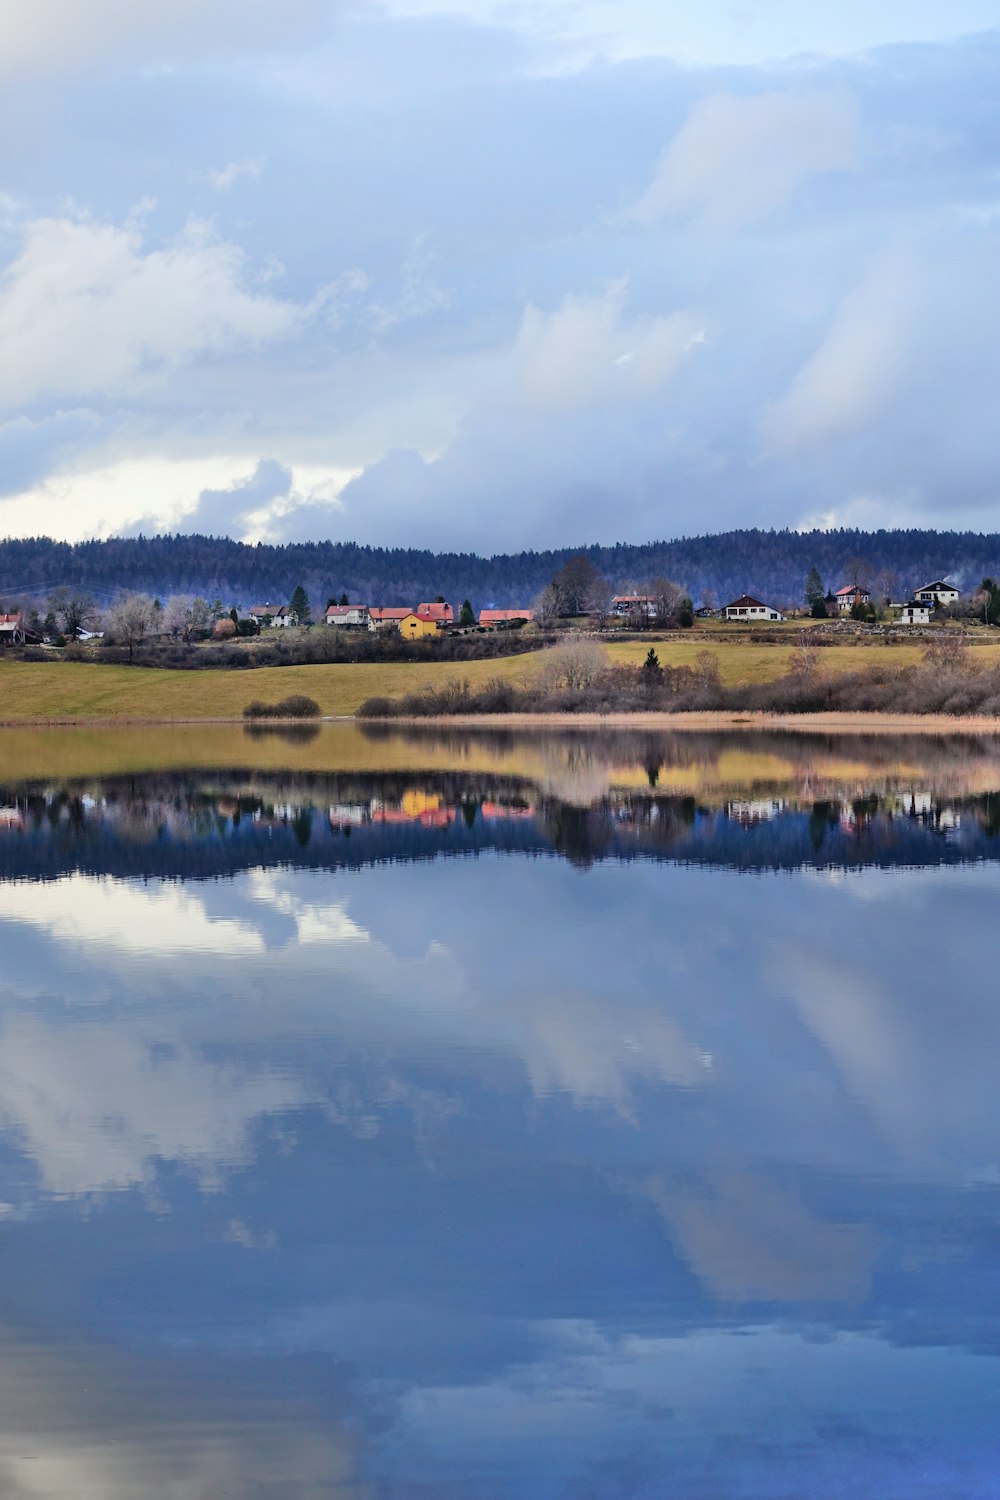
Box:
(339, 592, 349, 606)
(804, 565, 825, 608)
(459, 599, 475, 626)
(290, 584, 310, 623)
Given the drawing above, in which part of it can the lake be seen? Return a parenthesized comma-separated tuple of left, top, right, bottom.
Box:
(1, 722, 1000, 1497)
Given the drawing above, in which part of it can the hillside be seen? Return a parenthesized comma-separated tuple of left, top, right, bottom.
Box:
(0, 528, 996, 610)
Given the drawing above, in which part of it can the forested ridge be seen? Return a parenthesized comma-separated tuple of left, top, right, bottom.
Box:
(0, 529, 996, 607)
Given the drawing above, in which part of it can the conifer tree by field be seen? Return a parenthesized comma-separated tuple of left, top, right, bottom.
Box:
(290, 585, 310, 623)
(804, 565, 825, 609)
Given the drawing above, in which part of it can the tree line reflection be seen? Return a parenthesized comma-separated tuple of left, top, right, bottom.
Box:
(3, 766, 1000, 880)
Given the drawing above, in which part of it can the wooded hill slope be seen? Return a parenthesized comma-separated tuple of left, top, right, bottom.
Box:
(0, 528, 996, 608)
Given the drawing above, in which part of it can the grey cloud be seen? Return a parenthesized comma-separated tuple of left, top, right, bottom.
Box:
(0, 408, 101, 496)
(186, 457, 293, 536)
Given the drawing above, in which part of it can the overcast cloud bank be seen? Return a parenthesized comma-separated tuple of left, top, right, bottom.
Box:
(0, 2, 998, 550)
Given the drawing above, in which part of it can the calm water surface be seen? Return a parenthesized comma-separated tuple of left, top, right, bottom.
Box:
(1, 723, 1000, 1497)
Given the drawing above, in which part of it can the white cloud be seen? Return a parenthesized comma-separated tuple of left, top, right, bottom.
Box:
(0, 214, 302, 408)
(763, 249, 920, 449)
(514, 280, 705, 410)
(635, 91, 862, 226)
(206, 157, 265, 191)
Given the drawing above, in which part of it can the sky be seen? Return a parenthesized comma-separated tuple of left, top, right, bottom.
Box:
(1, 0, 999, 551)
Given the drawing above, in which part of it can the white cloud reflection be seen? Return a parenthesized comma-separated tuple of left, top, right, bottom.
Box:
(0, 876, 264, 956)
(0, 1018, 309, 1197)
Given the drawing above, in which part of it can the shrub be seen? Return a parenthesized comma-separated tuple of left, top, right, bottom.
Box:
(356, 696, 396, 718)
(243, 694, 322, 719)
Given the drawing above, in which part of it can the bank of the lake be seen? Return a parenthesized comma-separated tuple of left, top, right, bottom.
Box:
(353, 709, 1000, 733)
(5, 633, 1000, 723)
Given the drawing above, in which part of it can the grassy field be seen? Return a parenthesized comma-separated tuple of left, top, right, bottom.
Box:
(606, 637, 925, 684)
(3, 631, 1000, 720)
(0, 652, 537, 722)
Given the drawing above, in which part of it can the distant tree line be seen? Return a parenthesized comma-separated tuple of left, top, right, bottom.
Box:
(2, 528, 999, 614)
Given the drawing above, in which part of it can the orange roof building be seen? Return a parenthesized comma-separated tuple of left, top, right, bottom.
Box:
(416, 602, 453, 624)
(479, 608, 534, 626)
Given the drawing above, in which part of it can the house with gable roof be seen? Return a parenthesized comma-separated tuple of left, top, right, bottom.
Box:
(416, 602, 454, 625)
(723, 594, 784, 622)
(834, 584, 872, 614)
(914, 580, 960, 608)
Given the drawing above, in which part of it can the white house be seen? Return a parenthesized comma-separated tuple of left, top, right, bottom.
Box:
(914, 580, 960, 608)
(834, 584, 871, 613)
(249, 603, 297, 628)
(897, 600, 932, 625)
(325, 603, 370, 628)
(723, 594, 784, 622)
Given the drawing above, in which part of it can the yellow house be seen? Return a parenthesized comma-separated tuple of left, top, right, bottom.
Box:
(399, 612, 440, 639)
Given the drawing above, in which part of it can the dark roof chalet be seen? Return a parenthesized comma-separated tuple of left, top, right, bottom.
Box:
(724, 594, 773, 610)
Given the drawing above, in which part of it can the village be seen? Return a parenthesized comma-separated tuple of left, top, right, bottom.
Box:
(0, 570, 971, 652)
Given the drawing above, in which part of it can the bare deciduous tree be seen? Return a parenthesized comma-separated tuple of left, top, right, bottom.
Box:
(532, 583, 562, 628)
(539, 639, 607, 692)
(48, 587, 99, 640)
(106, 593, 157, 661)
(584, 572, 613, 628)
(842, 554, 873, 589)
(788, 632, 822, 677)
(552, 556, 607, 617)
(922, 632, 969, 671)
(870, 568, 900, 616)
(163, 595, 212, 642)
(645, 576, 686, 627)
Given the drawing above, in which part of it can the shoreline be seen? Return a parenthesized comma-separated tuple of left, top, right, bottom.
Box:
(355, 710, 1000, 733)
(1, 710, 1000, 733)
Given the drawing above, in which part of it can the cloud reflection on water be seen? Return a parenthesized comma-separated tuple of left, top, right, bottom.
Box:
(0, 743, 999, 1494)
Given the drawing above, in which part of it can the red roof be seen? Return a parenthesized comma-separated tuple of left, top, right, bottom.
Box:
(835, 584, 867, 596)
(0, 613, 22, 625)
(416, 602, 453, 622)
(369, 607, 413, 621)
(479, 608, 534, 624)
